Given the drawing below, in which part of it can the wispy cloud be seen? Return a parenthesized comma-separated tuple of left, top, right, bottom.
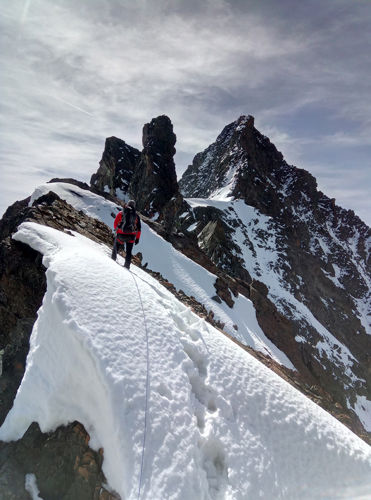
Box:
(51, 96, 94, 117)
(20, 0, 32, 25)
(0, 0, 370, 225)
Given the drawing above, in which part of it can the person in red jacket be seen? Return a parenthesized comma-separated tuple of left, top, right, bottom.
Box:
(112, 200, 141, 269)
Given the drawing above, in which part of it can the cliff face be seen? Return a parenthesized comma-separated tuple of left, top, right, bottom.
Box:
(90, 136, 140, 200)
(129, 115, 179, 216)
(90, 116, 179, 217)
(178, 116, 371, 434)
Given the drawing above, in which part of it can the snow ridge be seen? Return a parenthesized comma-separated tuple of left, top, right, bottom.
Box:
(28, 183, 294, 369)
(1, 221, 371, 499)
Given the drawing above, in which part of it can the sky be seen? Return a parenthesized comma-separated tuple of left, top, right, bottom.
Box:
(0, 0, 370, 225)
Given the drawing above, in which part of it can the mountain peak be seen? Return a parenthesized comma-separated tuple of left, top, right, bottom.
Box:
(142, 114, 176, 151)
(130, 115, 179, 216)
(179, 114, 259, 199)
(235, 114, 254, 130)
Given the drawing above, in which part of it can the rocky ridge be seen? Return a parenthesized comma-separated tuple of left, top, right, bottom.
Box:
(92, 116, 181, 222)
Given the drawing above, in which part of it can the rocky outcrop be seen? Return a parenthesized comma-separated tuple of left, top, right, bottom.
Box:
(90, 117, 179, 220)
(213, 276, 237, 308)
(90, 137, 140, 200)
(49, 178, 91, 191)
(129, 115, 178, 216)
(197, 217, 249, 280)
(0, 422, 118, 500)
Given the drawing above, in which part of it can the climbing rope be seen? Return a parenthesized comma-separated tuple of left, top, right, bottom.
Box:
(130, 270, 150, 500)
(129, 265, 212, 499)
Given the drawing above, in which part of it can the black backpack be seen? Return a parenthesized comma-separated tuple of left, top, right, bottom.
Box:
(119, 207, 137, 232)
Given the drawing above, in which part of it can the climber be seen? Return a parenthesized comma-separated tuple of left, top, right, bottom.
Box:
(112, 200, 141, 269)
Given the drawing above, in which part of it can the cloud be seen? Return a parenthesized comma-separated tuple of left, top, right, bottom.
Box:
(0, 0, 370, 225)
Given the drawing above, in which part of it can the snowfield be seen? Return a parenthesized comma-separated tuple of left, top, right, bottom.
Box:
(0, 221, 371, 499)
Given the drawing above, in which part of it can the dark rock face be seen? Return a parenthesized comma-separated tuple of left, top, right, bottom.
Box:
(90, 137, 140, 200)
(0, 197, 47, 427)
(179, 115, 257, 198)
(129, 115, 178, 216)
(0, 237, 46, 426)
(90, 116, 179, 219)
(192, 206, 251, 282)
(0, 422, 118, 500)
(179, 115, 371, 439)
(0, 192, 118, 499)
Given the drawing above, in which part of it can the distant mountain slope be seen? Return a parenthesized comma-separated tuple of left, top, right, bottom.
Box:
(177, 116, 371, 436)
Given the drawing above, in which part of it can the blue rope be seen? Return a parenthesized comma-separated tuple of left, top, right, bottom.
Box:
(130, 271, 150, 500)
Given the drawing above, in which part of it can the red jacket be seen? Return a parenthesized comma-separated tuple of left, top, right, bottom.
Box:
(114, 208, 141, 244)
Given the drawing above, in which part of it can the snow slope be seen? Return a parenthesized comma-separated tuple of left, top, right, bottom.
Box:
(186, 197, 370, 425)
(1, 221, 371, 499)
(29, 182, 117, 229)
(28, 182, 293, 368)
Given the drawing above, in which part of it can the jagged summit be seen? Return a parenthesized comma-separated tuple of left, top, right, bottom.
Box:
(130, 115, 179, 216)
(178, 114, 283, 201)
(90, 116, 179, 218)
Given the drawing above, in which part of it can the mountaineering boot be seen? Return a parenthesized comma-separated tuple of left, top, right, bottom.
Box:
(111, 238, 117, 261)
(124, 243, 133, 269)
